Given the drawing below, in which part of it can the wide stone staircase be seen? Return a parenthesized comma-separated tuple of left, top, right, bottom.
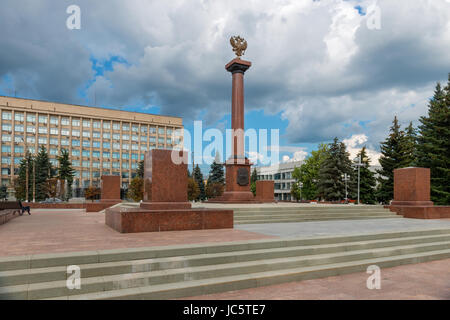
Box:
(233, 205, 401, 225)
(1, 228, 450, 300)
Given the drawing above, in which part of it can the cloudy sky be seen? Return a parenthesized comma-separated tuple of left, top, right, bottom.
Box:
(1, 0, 450, 170)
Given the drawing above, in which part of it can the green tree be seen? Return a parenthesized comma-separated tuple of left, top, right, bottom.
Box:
(208, 161, 225, 185)
(14, 152, 34, 201)
(403, 122, 417, 167)
(0, 185, 7, 201)
(137, 160, 145, 178)
(57, 149, 75, 200)
(35, 145, 54, 202)
(416, 78, 450, 205)
(187, 177, 200, 201)
(317, 138, 353, 201)
(193, 165, 206, 201)
(295, 144, 328, 200)
(128, 177, 144, 202)
(376, 116, 412, 204)
(250, 168, 258, 196)
(352, 147, 377, 204)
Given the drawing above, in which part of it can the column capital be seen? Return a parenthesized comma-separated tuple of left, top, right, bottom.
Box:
(226, 58, 252, 74)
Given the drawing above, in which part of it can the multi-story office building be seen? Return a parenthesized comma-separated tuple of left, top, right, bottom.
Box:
(256, 161, 303, 201)
(0, 96, 183, 190)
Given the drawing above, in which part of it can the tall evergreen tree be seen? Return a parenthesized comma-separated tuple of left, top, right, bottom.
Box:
(193, 165, 206, 201)
(376, 116, 410, 204)
(352, 147, 377, 204)
(35, 145, 53, 202)
(317, 138, 353, 201)
(207, 161, 225, 185)
(403, 122, 417, 167)
(137, 160, 145, 178)
(416, 78, 450, 205)
(57, 149, 75, 200)
(14, 152, 34, 201)
(250, 167, 258, 196)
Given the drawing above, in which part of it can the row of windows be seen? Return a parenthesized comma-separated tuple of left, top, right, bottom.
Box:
(2, 112, 175, 134)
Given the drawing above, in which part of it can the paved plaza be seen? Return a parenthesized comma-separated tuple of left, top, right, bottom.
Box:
(1, 209, 449, 300)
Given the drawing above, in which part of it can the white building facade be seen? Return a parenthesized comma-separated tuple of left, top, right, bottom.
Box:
(256, 161, 303, 202)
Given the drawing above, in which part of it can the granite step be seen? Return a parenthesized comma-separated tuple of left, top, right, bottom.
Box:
(2, 233, 450, 287)
(234, 216, 403, 225)
(1, 228, 450, 300)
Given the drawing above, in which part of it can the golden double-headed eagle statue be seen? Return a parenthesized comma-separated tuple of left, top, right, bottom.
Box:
(230, 36, 247, 58)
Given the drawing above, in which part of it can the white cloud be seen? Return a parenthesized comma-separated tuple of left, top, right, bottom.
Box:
(343, 134, 382, 166)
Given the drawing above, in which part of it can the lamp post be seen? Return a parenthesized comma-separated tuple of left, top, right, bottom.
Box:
(342, 173, 350, 204)
(353, 155, 367, 205)
(20, 138, 36, 203)
(299, 182, 304, 202)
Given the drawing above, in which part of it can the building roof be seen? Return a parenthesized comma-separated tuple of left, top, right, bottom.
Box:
(0, 96, 183, 126)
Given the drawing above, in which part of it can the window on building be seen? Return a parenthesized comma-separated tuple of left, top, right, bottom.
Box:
(61, 117, 70, 126)
(113, 122, 120, 130)
(1, 168, 10, 175)
(140, 154, 145, 160)
(72, 160, 80, 167)
(72, 130, 80, 137)
(38, 137, 47, 144)
(122, 144, 129, 150)
(92, 151, 100, 158)
(2, 112, 12, 120)
(158, 138, 165, 144)
(158, 128, 165, 135)
(93, 131, 101, 139)
(103, 152, 110, 158)
(150, 127, 156, 134)
(2, 134, 11, 142)
(122, 162, 129, 169)
(92, 162, 100, 169)
(103, 122, 111, 130)
(140, 136, 148, 143)
(50, 148, 58, 156)
(38, 127, 47, 134)
(131, 163, 137, 170)
(82, 141, 90, 148)
(103, 142, 111, 149)
(72, 119, 80, 127)
(149, 137, 156, 143)
(2, 124, 12, 131)
(82, 120, 91, 127)
(61, 139, 69, 147)
(72, 150, 80, 157)
(50, 138, 58, 145)
(38, 115, 48, 124)
(61, 129, 70, 136)
(113, 133, 120, 140)
(82, 131, 90, 138)
(27, 136, 35, 144)
(72, 140, 80, 147)
(112, 152, 120, 159)
(1, 157, 11, 164)
(27, 126, 36, 134)
(122, 134, 129, 141)
(103, 162, 110, 169)
(15, 113, 24, 122)
(15, 146, 24, 153)
(113, 143, 120, 150)
(82, 161, 90, 168)
(93, 141, 100, 148)
(132, 125, 139, 132)
(50, 128, 58, 135)
(50, 117, 59, 125)
(131, 154, 138, 160)
(82, 150, 90, 157)
(132, 144, 138, 151)
(122, 153, 129, 160)
(93, 121, 101, 129)
(122, 124, 130, 131)
(112, 162, 119, 169)
(141, 126, 148, 134)
(1, 145, 11, 153)
(27, 114, 36, 123)
(103, 133, 110, 139)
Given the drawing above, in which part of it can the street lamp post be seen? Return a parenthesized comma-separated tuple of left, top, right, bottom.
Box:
(342, 173, 350, 204)
(20, 138, 35, 203)
(353, 155, 366, 205)
(299, 182, 304, 202)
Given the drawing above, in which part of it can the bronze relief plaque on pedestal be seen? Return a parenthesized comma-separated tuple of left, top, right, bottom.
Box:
(237, 168, 249, 186)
